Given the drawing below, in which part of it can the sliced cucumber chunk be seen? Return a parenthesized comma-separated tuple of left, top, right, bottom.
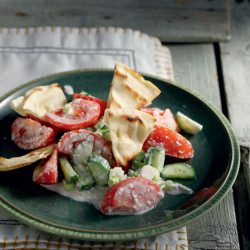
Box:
(102, 130, 111, 142)
(62, 180, 75, 192)
(97, 124, 110, 135)
(132, 151, 146, 170)
(176, 112, 203, 135)
(59, 157, 79, 184)
(74, 164, 96, 190)
(95, 120, 111, 142)
(161, 163, 195, 179)
(76, 175, 96, 190)
(87, 154, 110, 186)
(72, 138, 93, 165)
(127, 169, 139, 177)
(145, 147, 165, 170)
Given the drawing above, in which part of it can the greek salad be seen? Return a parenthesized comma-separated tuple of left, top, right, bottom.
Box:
(0, 63, 203, 215)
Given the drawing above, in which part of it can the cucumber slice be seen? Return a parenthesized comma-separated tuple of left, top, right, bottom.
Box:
(127, 169, 139, 177)
(74, 164, 96, 190)
(62, 180, 75, 192)
(59, 157, 79, 184)
(132, 151, 146, 170)
(145, 147, 165, 170)
(76, 175, 96, 190)
(176, 112, 203, 135)
(72, 139, 93, 165)
(161, 163, 195, 179)
(98, 124, 110, 135)
(102, 130, 111, 142)
(87, 154, 110, 186)
(95, 120, 111, 142)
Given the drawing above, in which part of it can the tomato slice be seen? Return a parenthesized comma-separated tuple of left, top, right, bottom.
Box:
(58, 129, 113, 163)
(180, 186, 217, 209)
(141, 108, 179, 131)
(143, 125, 194, 159)
(100, 177, 164, 215)
(11, 117, 55, 150)
(33, 147, 58, 184)
(45, 98, 100, 130)
(73, 93, 107, 117)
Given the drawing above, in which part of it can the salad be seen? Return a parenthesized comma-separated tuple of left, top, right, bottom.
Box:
(0, 63, 203, 216)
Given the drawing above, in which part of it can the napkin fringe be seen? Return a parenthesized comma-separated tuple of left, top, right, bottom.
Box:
(0, 26, 160, 40)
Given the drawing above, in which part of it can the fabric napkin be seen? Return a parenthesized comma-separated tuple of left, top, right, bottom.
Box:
(0, 27, 188, 250)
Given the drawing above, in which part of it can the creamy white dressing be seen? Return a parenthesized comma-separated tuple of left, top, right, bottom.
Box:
(42, 183, 107, 209)
(105, 203, 161, 216)
(42, 182, 164, 216)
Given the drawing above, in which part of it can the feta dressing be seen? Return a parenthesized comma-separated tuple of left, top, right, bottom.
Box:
(42, 183, 107, 209)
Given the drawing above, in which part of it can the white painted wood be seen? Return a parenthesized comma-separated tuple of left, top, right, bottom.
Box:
(220, 1, 250, 249)
(220, 1, 250, 144)
(170, 44, 222, 109)
(0, 0, 230, 42)
(170, 44, 240, 250)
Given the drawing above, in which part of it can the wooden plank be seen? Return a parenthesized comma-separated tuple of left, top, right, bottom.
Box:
(220, 1, 250, 249)
(233, 146, 250, 250)
(169, 44, 240, 250)
(220, 1, 250, 144)
(0, 0, 230, 42)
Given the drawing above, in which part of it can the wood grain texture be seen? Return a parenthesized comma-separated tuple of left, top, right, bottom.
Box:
(0, 0, 230, 42)
(220, 1, 250, 145)
(233, 146, 250, 250)
(220, 2, 250, 249)
(169, 44, 240, 250)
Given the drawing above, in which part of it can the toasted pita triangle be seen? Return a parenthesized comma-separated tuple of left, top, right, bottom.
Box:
(107, 63, 161, 109)
(10, 84, 67, 119)
(104, 108, 155, 166)
(0, 144, 54, 171)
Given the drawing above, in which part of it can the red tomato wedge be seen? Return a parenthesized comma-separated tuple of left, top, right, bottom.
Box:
(11, 117, 55, 150)
(143, 125, 194, 159)
(180, 186, 217, 209)
(73, 93, 107, 117)
(32, 147, 58, 184)
(100, 177, 164, 215)
(141, 108, 179, 131)
(58, 129, 113, 163)
(45, 98, 100, 130)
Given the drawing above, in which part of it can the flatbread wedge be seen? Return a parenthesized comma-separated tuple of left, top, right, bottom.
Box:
(10, 83, 67, 119)
(107, 63, 161, 109)
(104, 108, 155, 167)
(0, 144, 55, 171)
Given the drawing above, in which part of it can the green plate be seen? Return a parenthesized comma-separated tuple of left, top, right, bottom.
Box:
(0, 69, 240, 241)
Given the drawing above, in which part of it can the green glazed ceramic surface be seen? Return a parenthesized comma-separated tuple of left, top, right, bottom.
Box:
(0, 69, 240, 241)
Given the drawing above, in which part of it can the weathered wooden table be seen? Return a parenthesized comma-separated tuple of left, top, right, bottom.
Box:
(0, 0, 249, 249)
